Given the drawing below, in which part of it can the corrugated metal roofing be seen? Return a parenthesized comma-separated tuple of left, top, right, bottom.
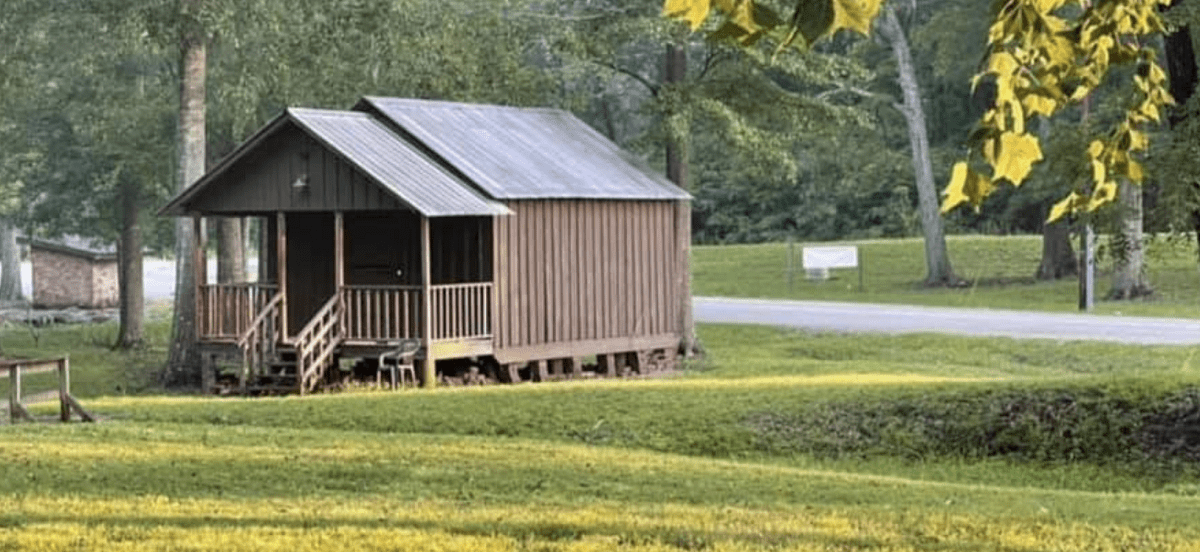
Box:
(287, 108, 511, 217)
(25, 235, 116, 260)
(358, 97, 691, 201)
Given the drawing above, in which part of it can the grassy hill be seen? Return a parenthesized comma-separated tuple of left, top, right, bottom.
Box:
(3, 318, 1200, 550)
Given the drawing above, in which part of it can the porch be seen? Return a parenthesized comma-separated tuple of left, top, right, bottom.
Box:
(196, 281, 493, 393)
(192, 209, 495, 394)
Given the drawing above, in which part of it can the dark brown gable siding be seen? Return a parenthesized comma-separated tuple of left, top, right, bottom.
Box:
(187, 123, 408, 214)
(494, 199, 684, 355)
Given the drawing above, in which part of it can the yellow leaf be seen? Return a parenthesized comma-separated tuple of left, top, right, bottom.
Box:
(1088, 181, 1118, 211)
(729, 0, 758, 31)
(784, 0, 881, 47)
(1140, 100, 1160, 122)
(1091, 159, 1106, 186)
(664, 0, 711, 29)
(988, 51, 1019, 77)
(1128, 129, 1148, 151)
(1123, 159, 1145, 183)
(1149, 62, 1168, 85)
(1087, 140, 1105, 159)
(1021, 93, 1057, 117)
(1043, 35, 1075, 69)
(991, 132, 1043, 185)
(1036, 0, 1066, 12)
(1007, 98, 1025, 135)
(982, 135, 998, 165)
(941, 162, 993, 212)
(831, 0, 883, 37)
(1047, 192, 1085, 223)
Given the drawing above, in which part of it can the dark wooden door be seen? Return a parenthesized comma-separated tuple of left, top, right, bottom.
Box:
(286, 212, 336, 334)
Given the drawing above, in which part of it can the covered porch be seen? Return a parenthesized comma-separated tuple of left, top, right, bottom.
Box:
(193, 210, 496, 393)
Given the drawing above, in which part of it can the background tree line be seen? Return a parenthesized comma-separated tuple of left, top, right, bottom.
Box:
(3, 0, 1200, 369)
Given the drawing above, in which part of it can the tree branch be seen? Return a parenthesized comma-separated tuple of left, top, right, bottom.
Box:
(815, 85, 885, 102)
(592, 59, 660, 96)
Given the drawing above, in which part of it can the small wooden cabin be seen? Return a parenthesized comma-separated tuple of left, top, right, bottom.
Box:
(26, 236, 119, 309)
(161, 98, 692, 394)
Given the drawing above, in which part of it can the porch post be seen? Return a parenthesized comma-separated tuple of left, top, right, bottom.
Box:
(420, 216, 435, 388)
(334, 212, 345, 333)
(258, 217, 270, 283)
(193, 216, 206, 337)
(333, 212, 345, 289)
(277, 212, 288, 338)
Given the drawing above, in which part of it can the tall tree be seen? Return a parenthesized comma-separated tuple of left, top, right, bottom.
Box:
(876, 5, 957, 286)
(0, 224, 21, 302)
(165, 0, 207, 386)
(117, 174, 144, 348)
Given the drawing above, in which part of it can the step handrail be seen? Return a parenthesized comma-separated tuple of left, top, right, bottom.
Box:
(234, 291, 284, 391)
(292, 293, 343, 394)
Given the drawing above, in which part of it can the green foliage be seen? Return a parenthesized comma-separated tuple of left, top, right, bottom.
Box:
(747, 383, 1200, 473)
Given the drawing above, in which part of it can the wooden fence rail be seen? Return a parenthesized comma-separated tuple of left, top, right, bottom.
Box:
(2, 357, 95, 423)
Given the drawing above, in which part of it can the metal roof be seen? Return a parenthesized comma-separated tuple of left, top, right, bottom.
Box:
(358, 97, 691, 201)
(288, 108, 510, 217)
(160, 108, 510, 218)
(23, 235, 117, 261)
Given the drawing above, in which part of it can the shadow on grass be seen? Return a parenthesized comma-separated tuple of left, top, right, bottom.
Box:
(3, 510, 1037, 552)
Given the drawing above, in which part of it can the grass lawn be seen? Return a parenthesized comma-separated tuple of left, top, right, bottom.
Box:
(4, 319, 1200, 550)
(694, 235, 1200, 317)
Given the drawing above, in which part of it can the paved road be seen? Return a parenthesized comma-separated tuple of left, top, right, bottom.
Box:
(44, 260, 1197, 345)
(694, 296, 1200, 346)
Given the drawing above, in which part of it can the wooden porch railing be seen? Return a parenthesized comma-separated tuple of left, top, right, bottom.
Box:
(234, 291, 283, 390)
(293, 293, 343, 395)
(340, 286, 422, 342)
(198, 283, 280, 340)
(340, 283, 492, 343)
(430, 282, 492, 341)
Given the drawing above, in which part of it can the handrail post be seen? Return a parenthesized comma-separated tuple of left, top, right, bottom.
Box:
(59, 358, 69, 422)
(8, 365, 17, 423)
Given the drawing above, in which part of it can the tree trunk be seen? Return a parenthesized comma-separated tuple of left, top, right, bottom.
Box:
(877, 7, 957, 287)
(165, 3, 206, 387)
(664, 41, 697, 357)
(216, 217, 244, 284)
(0, 219, 22, 302)
(1035, 218, 1077, 280)
(1109, 179, 1152, 299)
(664, 43, 688, 187)
(116, 177, 144, 349)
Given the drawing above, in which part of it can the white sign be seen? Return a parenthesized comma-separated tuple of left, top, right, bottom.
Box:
(802, 246, 858, 270)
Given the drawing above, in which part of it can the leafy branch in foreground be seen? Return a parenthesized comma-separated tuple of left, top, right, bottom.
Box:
(663, 0, 1174, 222)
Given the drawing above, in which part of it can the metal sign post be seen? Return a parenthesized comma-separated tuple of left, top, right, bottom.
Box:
(1078, 223, 1094, 311)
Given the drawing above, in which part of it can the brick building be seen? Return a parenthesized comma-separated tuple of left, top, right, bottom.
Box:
(27, 236, 119, 309)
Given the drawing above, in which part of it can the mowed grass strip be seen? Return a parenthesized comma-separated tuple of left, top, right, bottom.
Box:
(3, 423, 1200, 551)
(694, 235, 1200, 317)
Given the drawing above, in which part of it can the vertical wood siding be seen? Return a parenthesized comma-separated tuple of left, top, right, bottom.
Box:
(189, 123, 408, 214)
(494, 200, 684, 351)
